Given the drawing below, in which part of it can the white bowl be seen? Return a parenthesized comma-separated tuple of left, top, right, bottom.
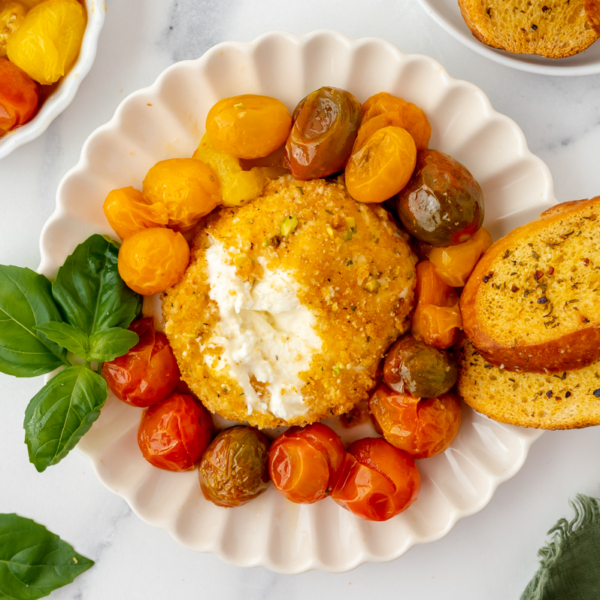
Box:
(417, 0, 600, 76)
(0, 0, 105, 159)
(39, 30, 551, 573)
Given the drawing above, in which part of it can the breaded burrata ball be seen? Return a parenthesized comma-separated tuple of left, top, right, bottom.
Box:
(162, 175, 417, 429)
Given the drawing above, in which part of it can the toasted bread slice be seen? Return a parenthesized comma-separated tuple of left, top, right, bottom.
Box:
(458, 339, 600, 429)
(460, 197, 600, 373)
(458, 0, 600, 59)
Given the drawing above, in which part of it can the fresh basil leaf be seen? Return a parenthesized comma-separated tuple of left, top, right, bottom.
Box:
(0, 266, 68, 378)
(0, 513, 93, 600)
(52, 234, 142, 336)
(24, 365, 108, 472)
(87, 327, 138, 362)
(34, 322, 89, 359)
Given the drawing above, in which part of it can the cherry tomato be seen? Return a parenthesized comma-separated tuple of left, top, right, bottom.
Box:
(103, 186, 169, 240)
(369, 384, 462, 459)
(284, 87, 361, 180)
(269, 423, 345, 504)
(0, 2, 27, 58)
(331, 437, 420, 521)
(0, 57, 38, 135)
(138, 393, 214, 471)
(345, 126, 416, 204)
(102, 317, 180, 407)
(118, 227, 190, 296)
(206, 94, 292, 159)
(142, 158, 221, 232)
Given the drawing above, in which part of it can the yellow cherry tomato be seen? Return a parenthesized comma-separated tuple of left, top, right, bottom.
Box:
(206, 94, 292, 159)
(345, 126, 416, 204)
(103, 187, 169, 240)
(7, 0, 86, 85)
(118, 228, 190, 296)
(0, 1, 27, 58)
(142, 158, 221, 232)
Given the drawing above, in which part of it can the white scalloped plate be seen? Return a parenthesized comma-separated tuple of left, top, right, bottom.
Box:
(417, 0, 600, 76)
(0, 0, 105, 160)
(39, 31, 551, 573)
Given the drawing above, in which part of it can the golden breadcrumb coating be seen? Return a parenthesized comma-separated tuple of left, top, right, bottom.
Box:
(163, 175, 417, 428)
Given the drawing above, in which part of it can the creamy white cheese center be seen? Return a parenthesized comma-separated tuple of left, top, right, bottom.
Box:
(204, 239, 322, 420)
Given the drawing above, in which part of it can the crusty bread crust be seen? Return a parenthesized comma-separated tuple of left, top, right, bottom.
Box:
(458, 0, 600, 59)
(461, 197, 600, 373)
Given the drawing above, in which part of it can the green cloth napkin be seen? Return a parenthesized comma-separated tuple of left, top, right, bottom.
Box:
(522, 495, 600, 600)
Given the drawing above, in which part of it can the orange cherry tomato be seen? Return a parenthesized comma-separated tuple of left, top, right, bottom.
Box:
(102, 317, 180, 408)
(345, 126, 416, 204)
(429, 227, 493, 287)
(206, 94, 292, 159)
(369, 384, 462, 459)
(269, 423, 346, 504)
(118, 227, 189, 296)
(412, 261, 462, 349)
(0, 57, 38, 135)
(331, 437, 420, 521)
(361, 92, 431, 151)
(138, 393, 214, 471)
(103, 186, 169, 240)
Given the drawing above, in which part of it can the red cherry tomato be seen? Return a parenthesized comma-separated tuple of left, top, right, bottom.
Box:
(0, 58, 38, 135)
(369, 383, 462, 459)
(269, 423, 345, 504)
(138, 393, 214, 471)
(331, 437, 420, 521)
(102, 317, 180, 407)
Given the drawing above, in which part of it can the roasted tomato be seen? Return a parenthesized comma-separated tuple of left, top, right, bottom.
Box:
(331, 437, 420, 521)
(7, 0, 86, 85)
(369, 384, 462, 459)
(412, 261, 462, 349)
(206, 94, 292, 159)
(138, 393, 214, 471)
(284, 87, 362, 180)
(142, 158, 221, 232)
(0, 57, 38, 135)
(0, 1, 26, 58)
(103, 186, 169, 240)
(345, 126, 416, 204)
(118, 227, 189, 296)
(199, 426, 271, 508)
(429, 227, 492, 287)
(396, 150, 484, 247)
(384, 334, 457, 399)
(269, 423, 345, 504)
(102, 317, 180, 407)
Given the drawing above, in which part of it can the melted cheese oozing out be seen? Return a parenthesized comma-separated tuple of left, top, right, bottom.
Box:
(204, 240, 322, 420)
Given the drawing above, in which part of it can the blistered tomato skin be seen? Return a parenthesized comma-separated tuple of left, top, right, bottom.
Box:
(396, 150, 484, 247)
(0, 2, 27, 58)
(118, 228, 190, 296)
(206, 95, 292, 160)
(269, 423, 345, 504)
(102, 317, 180, 408)
(199, 426, 271, 508)
(383, 334, 458, 399)
(138, 393, 214, 471)
(0, 58, 38, 134)
(7, 0, 86, 85)
(345, 126, 416, 204)
(103, 187, 169, 240)
(369, 384, 462, 459)
(331, 437, 420, 522)
(142, 158, 221, 231)
(284, 87, 362, 180)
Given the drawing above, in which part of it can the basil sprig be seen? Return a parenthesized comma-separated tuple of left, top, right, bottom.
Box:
(0, 234, 142, 471)
(0, 513, 93, 599)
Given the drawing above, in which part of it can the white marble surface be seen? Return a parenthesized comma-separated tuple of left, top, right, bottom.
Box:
(1, 1, 600, 598)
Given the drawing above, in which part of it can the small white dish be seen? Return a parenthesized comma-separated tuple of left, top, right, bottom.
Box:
(40, 30, 550, 573)
(0, 0, 105, 160)
(417, 0, 600, 76)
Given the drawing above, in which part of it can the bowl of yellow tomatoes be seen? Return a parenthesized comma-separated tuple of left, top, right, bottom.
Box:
(0, 0, 105, 159)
